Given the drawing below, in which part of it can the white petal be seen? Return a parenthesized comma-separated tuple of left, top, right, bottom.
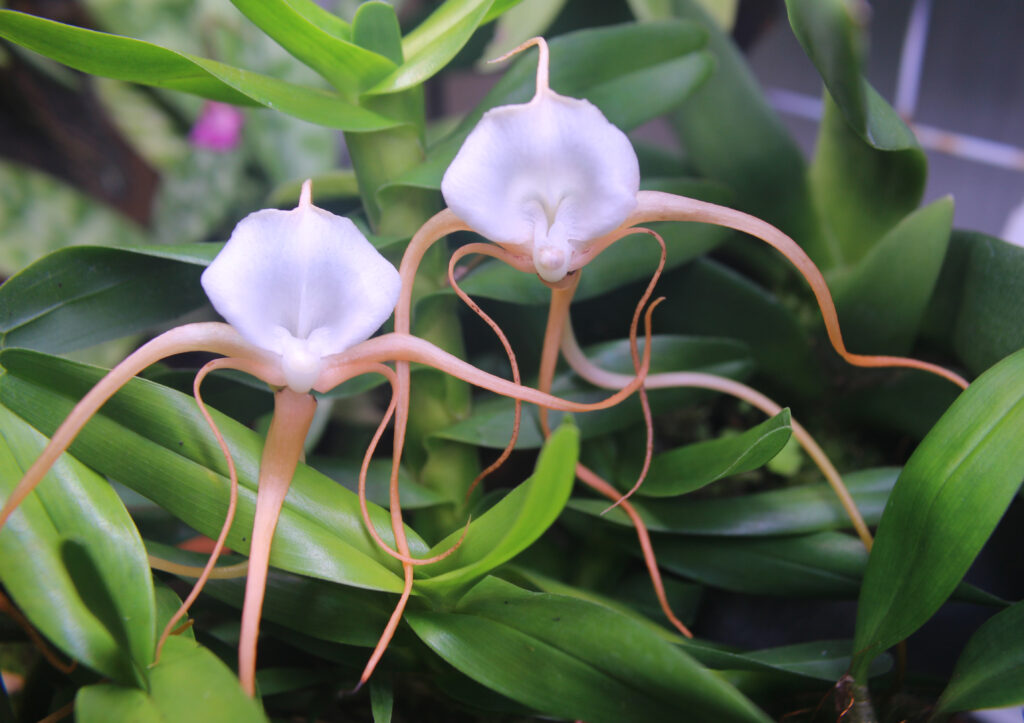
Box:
(201, 196, 400, 390)
(441, 90, 639, 281)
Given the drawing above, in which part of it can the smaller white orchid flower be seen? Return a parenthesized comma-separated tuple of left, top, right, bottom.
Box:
(201, 182, 401, 393)
(441, 38, 640, 283)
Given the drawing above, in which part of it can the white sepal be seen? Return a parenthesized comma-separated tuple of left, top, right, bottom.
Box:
(201, 183, 401, 392)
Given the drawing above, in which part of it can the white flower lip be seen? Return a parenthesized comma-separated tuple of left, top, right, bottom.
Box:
(441, 38, 640, 283)
(201, 181, 401, 393)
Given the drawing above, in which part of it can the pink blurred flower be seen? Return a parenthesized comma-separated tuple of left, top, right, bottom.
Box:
(189, 101, 244, 152)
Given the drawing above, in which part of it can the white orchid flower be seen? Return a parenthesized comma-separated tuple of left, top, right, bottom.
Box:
(441, 38, 639, 283)
(201, 182, 401, 393)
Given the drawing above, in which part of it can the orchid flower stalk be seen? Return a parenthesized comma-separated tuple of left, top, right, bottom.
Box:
(385, 37, 972, 638)
(0, 181, 653, 695)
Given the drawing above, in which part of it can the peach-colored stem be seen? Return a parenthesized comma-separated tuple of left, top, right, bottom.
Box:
(0, 323, 277, 535)
(561, 324, 874, 550)
(237, 389, 316, 697)
(449, 243, 525, 498)
(600, 192, 969, 390)
(573, 465, 693, 638)
(156, 356, 267, 662)
(321, 332, 652, 416)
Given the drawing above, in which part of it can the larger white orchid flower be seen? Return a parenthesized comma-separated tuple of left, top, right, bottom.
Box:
(441, 38, 639, 283)
(201, 182, 401, 393)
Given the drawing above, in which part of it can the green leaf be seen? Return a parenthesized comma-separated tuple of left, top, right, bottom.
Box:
(229, 0, 395, 98)
(408, 577, 770, 723)
(831, 198, 953, 353)
(0, 349, 426, 594)
(639, 410, 792, 496)
(852, 348, 1024, 679)
(367, 0, 496, 95)
(667, 0, 824, 262)
(0, 404, 155, 684)
(370, 677, 394, 723)
(809, 95, 927, 269)
(634, 530, 868, 597)
(654, 259, 824, 397)
(926, 231, 1024, 375)
(435, 336, 752, 449)
(415, 423, 579, 594)
(148, 543, 394, 648)
(572, 467, 898, 535)
(937, 600, 1024, 713)
(77, 637, 268, 722)
(0, 10, 399, 131)
(77, 685, 162, 723)
(0, 245, 212, 354)
(352, 2, 404, 66)
(388, 21, 710, 192)
(785, 0, 919, 152)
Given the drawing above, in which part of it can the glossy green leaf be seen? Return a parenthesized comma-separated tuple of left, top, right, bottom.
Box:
(415, 423, 578, 593)
(571, 467, 897, 535)
(640, 530, 867, 597)
(852, 348, 1024, 679)
(0, 404, 155, 684)
(388, 21, 710, 192)
(77, 685, 162, 723)
(229, 0, 394, 98)
(667, 0, 824, 262)
(809, 95, 927, 269)
(310, 457, 448, 509)
(0, 245, 213, 354)
(435, 336, 752, 449)
(937, 601, 1024, 713)
(831, 198, 952, 353)
(408, 577, 770, 723)
(78, 636, 268, 722)
(640, 410, 792, 496)
(786, 0, 919, 153)
(653, 259, 824, 397)
(0, 349, 427, 594)
(0, 10, 399, 131)
(368, 0, 495, 95)
(926, 231, 1024, 375)
(370, 678, 394, 723)
(148, 542, 394, 648)
(352, 2, 405, 66)
(455, 179, 732, 305)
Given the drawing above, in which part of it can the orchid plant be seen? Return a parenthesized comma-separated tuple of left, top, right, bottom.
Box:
(1, 2, 1023, 723)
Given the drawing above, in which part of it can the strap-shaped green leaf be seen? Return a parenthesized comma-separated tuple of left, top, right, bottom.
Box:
(229, 0, 395, 98)
(809, 95, 928, 269)
(852, 348, 1024, 679)
(366, 0, 495, 95)
(937, 600, 1024, 713)
(0, 405, 155, 684)
(0, 245, 214, 354)
(76, 637, 269, 722)
(414, 423, 578, 594)
(831, 197, 953, 353)
(570, 467, 898, 536)
(639, 410, 792, 497)
(667, 0, 823, 261)
(0, 349, 425, 593)
(408, 576, 771, 723)
(0, 10, 400, 130)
